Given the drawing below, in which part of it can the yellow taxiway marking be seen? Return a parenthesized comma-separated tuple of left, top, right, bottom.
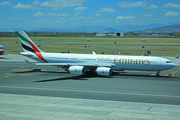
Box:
(172, 69, 180, 75)
(40, 69, 46, 71)
(171, 74, 180, 78)
(11, 68, 31, 71)
(2, 68, 49, 78)
(165, 74, 169, 77)
(150, 73, 156, 76)
(57, 70, 67, 73)
(151, 69, 180, 78)
(0, 75, 4, 79)
(151, 73, 169, 77)
(171, 69, 180, 78)
(4, 73, 34, 77)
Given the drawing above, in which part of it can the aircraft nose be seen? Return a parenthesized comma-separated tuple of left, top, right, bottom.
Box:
(172, 63, 176, 68)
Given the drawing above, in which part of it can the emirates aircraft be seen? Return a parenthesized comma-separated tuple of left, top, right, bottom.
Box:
(0, 45, 5, 55)
(18, 31, 176, 77)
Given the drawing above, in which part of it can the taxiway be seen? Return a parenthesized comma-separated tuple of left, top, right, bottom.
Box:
(0, 54, 180, 119)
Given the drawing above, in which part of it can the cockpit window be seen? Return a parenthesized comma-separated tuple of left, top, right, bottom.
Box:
(166, 61, 172, 63)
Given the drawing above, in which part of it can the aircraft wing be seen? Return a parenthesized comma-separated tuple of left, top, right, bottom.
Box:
(34, 62, 116, 67)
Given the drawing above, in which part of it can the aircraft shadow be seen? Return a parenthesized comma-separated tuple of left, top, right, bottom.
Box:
(34, 72, 113, 82)
(12, 69, 112, 82)
(12, 68, 45, 73)
(112, 72, 153, 77)
(113, 72, 177, 79)
(12, 69, 177, 82)
(34, 76, 89, 82)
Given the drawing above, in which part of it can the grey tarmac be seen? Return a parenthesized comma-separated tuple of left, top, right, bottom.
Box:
(0, 54, 180, 120)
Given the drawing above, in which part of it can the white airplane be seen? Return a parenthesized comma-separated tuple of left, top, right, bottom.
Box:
(0, 45, 5, 55)
(18, 31, 176, 77)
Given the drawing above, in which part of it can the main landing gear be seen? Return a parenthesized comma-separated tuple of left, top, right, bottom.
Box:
(156, 71, 160, 77)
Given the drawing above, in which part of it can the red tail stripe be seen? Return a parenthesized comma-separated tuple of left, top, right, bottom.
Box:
(28, 40, 48, 63)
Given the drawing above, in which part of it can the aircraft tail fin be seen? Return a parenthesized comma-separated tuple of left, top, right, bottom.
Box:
(18, 31, 44, 53)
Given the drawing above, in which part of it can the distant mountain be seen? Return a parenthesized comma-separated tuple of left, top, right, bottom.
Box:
(30, 28, 71, 32)
(0, 27, 23, 32)
(101, 27, 119, 32)
(73, 25, 107, 32)
(29, 25, 108, 32)
(71, 24, 166, 32)
(112, 23, 164, 32)
(1, 23, 180, 32)
(142, 24, 180, 32)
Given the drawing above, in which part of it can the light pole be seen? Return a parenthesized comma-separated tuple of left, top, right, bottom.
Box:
(16, 42, 18, 53)
(114, 42, 117, 55)
(87, 39, 91, 54)
(37, 39, 41, 49)
(141, 39, 145, 55)
(84, 46, 87, 54)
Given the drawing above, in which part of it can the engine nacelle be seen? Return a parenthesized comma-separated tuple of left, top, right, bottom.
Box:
(96, 67, 112, 76)
(68, 66, 86, 75)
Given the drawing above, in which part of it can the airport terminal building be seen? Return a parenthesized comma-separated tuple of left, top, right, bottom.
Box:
(96, 32, 129, 37)
(96, 32, 173, 37)
(139, 32, 172, 37)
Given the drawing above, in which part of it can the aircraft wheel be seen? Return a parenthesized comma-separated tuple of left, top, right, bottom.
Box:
(156, 71, 160, 77)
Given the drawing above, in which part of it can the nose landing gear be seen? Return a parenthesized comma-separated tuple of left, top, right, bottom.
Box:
(156, 71, 160, 77)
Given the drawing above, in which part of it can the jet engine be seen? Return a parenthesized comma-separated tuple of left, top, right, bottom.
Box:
(68, 66, 86, 75)
(96, 67, 112, 76)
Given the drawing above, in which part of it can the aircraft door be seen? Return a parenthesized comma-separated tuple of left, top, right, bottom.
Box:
(153, 59, 161, 70)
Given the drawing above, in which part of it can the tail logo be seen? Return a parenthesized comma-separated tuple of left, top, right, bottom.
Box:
(19, 32, 48, 63)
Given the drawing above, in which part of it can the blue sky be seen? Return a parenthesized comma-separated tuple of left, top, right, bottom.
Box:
(0, 0, 180, 30)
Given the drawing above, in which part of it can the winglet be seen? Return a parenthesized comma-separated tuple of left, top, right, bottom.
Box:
(92, 51, 96, 55)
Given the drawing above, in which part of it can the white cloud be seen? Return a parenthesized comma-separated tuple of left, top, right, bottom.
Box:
(46, 13, 57, 16)
(63, 21, 68, 23)
(96, 13, 101, 16)
(33, 12, 44, 17)
(12, 3, 35, 9)
(117, 1, 147, 7)
(34, 12, 69, 17)
(116, 15, 136, 20)
(74, 6, 88, 15)
(74, 6, 88, 11)
(0, 1, 13, 6)
(41, 0, 87, 10)
(163, 3, 180, 8)
(54, 20, 61, 23)
(85, 21, 91, 22)
(143, 13, 152, 17)
(94, 20, 100, 22)
(75, 13, 80, 15)
(98, 7, 115, 12)
(74, 16, 85, 19)
(165, 11, 179, 16)
(147, 4, 158, 9)
(33, 0, 42, 5)
(57, 13, 69, 16)
(54, 20, 68, 23)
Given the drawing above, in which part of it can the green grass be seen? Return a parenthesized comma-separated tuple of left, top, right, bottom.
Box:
(1, 37, 180, 43)
(1, 37, 180, 56)
(3, 44, 179, 56)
